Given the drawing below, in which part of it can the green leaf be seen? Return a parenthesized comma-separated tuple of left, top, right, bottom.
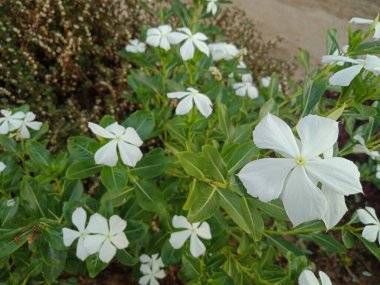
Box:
(66, 161, 102, 179)
(177, 151, 206, 179)
(268, 73, 280, 98)
(178, 255, 201, 281)
(116, 249, 139, 266)
(0, 135, 17, 153)
(352, 41, 380, 55)
(0, 197, 19, 226)
(342, 228, 355, 249)
(20, 177, 47, 217)
(301, 76, 327, 117)
(266, 236, 305, 256)
(202, 145, 227, 183)
(122, 110, 155, 140)
(131, 148, 170, 178)
(124, 220, 148, 242)
(0, 228, 33, 259)
(298, 48, 310, 74)
(86, 255, 108, 278)
(218, 189, 250, 233)
(27, 141, 52, 167)
(100, 165, 128, 192)
(161, 240, 183, 265)
(304, 233, 345, 253)
(132, 179, 164, 213)
(187, 184, 219, 222)
(326, 28, 340, 55)
(67, 136, 96, 161)
(217, 104, 234, 141)
(355, 234, 380, 261)
(42, 247, 67, 282)
(223, 142, 258, 175)
(254, 199, 288, 221)
(240, 197, 264, 241)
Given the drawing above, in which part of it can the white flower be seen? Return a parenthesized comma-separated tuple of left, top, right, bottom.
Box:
(88, 122, 143, 167)
(84, 214, 129, 263)
(126, 39, 146, 53)
(18, 112, 42, 139)
(167, 88, 213, 118)
(238, 114, 362, 228)
(140, 253, 164, 268)
(0, 161, 5, 173)
(322, 54, 380, 86)
(208, 42, 239, 61)
(62, 207, 90, 261)
(146, 25, 173, 51)
(139, 254, 165, 285)
(168, 27, 209, 61)
(261, 76, 271, 88)
(357, 207, 380, 245)
(233, 75, 258, 99)
(299, 270, 332, 285)
(206, 0, 218, 15)
(7, 199, 15, 207)
(377, 164, 380, 179)
(238, 60, 247, 69)
(350, 17, 380, 39)
(169, 215, 211, 257)
(0, 110, 25, 135)
(352, 135, 380, 160)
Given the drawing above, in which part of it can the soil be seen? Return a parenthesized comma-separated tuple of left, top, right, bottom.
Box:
(234, 0, 379, 77)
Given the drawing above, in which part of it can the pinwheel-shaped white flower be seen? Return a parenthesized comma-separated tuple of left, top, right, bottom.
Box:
(352, 135, 380, 160)
(126, 39, 146, 53)
(167, 88, 213, 118)
(169, 215, 211, 257)
(0, 161, 5, 173)
(238, 114, 362, 228)
(139, 254, 166, 285)
(209, 42, 239, 61)
(0, 110, 25, 135)
(168, 27, 209, 61)
(206, 0, 218, 15)
(299, 270, 332, 285)
(88, 122, 143, 167)
(357, 206, 380, 245)
(233, 75, 258, 99)
(146, 25, 173, 51)
(18, 112, 42, 139)
(84, 214, 129, 263)
(322, 54, 380, 86)
(350, 17, 380, 39)
(62, 207, 90, 261)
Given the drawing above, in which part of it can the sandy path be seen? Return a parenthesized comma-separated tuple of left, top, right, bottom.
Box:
(234, 0, 379, 70)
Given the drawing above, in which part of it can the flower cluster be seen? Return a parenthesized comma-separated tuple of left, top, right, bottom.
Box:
(62, 208, 129, 263)
(357, 207, 380, 245)
(0, 109, 42, 139)
(139, 254, 166, 285)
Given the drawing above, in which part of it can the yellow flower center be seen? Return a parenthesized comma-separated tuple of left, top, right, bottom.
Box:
(105, 232, 111, 240)
(296, 157, 305, 165)
(115, 135, 122, 142)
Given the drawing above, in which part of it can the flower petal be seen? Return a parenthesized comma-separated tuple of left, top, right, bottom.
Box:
(180, 39, 195, 61)
(172, 215, 192, 229)
(329, 64, 363, 86)
(109, 215, 127, 235)
(349, 17, 374, 25)
(83, 234, 105, 254)
(76, 237, 90, 261)
(146, 35, 161, 47)
(72, 207, 87, 232)
(253, 114, 300, 158)
(247, 86, 258, 99)
(193, 94, 212, 118)
(321, 186, 348, 229)
(167, 31, 188, 44)
(322, 55, 359, 65)
(122, 127, 143, 146)
(319, 271, 332, 285)
(86, 213, 109, 234)
(362, 225, 379, 242)
(298, 270, 319, 285)
(62, 228, 79, 247)
(111, 232, 129, 249)
(99, 240, 117, 263)
(94, 140, 118, 167)
(154, 269, 166, 279)
(26, 121, 42, 131)
(169, 230, 192, 249)
(305, 157, 362, 195)
(140, 264, 152, 275)
(189, 234, 206, 257)
(19, 125, 30, 139)
(140, 254, 151, 263)
(193, 39, 210, 56)
(357, 207, 378, 225)
(175, 95, 194, 115)
(118, 141, 143, 167)
(296, 115, 339, 159)
(88, 122, 115, 139)
(0, 121, 9, 134)
(281, 166, 327, 226)
(238, 158, 296, 202)
(167, 91, 191, 99)
(138, 275, 151, 285)
(196, 222, 211, 240)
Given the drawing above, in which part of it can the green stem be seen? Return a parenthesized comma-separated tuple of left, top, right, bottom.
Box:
(265, 226, 364, 236)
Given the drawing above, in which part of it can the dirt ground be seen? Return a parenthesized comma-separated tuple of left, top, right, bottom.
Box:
(234, 0, 379, 72)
